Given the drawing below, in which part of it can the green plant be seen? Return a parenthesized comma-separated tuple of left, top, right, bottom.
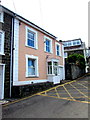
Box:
(66, 53, 85, 69)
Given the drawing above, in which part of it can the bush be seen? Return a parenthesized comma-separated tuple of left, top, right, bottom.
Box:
(66, 53, 85, 69)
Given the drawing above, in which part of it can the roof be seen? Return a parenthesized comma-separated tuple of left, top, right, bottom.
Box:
(63, 38, 82, 43)
(0, 5, 57, 39)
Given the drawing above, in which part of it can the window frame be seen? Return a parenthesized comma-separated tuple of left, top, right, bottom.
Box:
(26, 54, 39, 77)
(44, 36, 53, 53)
(53, 62, 58, 76)
(47, 60, 59, 76)
(55, 42, 61, 56)
(0, 30, 5, 55)
(47, 62, 52, 75)
(28, 59, 35, 76)
(73, 40, 81, 46)
(0, 12, 4, 23)
(25, 26, 38, 49)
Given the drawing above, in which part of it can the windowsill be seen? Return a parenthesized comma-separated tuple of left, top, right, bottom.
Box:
(56, 55, 60, 57)
(0, 53, 5, 56)
(26, 76, 39, 78)
(47, 74, 60, 76)
(47, 74, 55, 76)
(45, 51, 52, 54)
(0, 21, 4, 23)
(25, 45, 37, 50)
(56, 55, 62, 57)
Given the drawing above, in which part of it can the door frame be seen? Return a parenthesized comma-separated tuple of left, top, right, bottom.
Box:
(0, 63, 5, 99)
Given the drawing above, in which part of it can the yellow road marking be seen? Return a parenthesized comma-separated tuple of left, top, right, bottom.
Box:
(42, 91, 89, 97)
(3, 93, 38, 107)
(55, 88, 60, 98)
(60, 87, 88, 89)
(63, 85, 75, 101)
(3, 74, 89, 106)
(77, 80, 88, 82)
(39, 94, 90, 104)
(77, 83, 88, 89)
(47, 95, 90, 99)
(58, 92, 89, 94)
(37, 79, 77, 95)
(69, 83, 88, 98)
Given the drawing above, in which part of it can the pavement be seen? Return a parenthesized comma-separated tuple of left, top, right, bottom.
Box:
(1, 74, 90, 118)
(0, 100, 9, 105)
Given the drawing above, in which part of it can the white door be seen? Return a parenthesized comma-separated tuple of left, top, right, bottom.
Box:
(0, 65, 4, 99)
(59, 67, 63, 80)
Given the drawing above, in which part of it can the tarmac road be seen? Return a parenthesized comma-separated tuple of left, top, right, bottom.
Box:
(2, 75, 89, 118)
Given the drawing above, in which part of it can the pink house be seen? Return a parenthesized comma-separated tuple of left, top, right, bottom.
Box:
(13, 17, 65, 86)
(0, 5, 65, 98)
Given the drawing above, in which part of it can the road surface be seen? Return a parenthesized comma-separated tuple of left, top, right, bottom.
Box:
(2, 75, 89, 118)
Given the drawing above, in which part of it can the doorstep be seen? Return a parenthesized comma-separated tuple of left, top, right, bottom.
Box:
(0, 100, 9, 105)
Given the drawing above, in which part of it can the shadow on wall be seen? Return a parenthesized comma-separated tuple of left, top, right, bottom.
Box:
(65, 63, 85, 80)
(11, 82, 54, 98)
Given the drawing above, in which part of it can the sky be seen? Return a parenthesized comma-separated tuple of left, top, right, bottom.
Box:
(1, 0, 89, 47)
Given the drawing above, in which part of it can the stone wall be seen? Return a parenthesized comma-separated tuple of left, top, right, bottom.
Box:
(65, 61, 72, 80)
(71, 64, 84, 79)
(2, 12, 12, 98)
(65, 63, 85, 80)
(12, 82, 54, 98)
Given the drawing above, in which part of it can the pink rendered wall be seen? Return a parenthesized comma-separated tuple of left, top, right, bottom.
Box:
(18, 22, 63, 82)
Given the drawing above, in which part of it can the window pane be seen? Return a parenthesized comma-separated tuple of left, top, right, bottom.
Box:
(53, 67, 58, 76)
(28, 68, 35, 75)
(46, 39, 50, 52)
(28, 59, 35, 76)
(28, 59, 34, 66)
(56, 45, 59, 56)
(48, 65, 52, 74)
(48, 62, 52, 74)
(53, 62, 58, 66)
(46, 40, 50, 46)
(48, 62, 52, 65)
(68, 42, 71, 46)
(27, 30, 35, 47)
(57, 45, 59, 51)
(73, 41, 76, 45)
(53, 62, 58, 75)
(64, 43, 67, 47)
(46, 46, 50, 52)
(57, 51, 59, 56)
(77, 40, 80, 45)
